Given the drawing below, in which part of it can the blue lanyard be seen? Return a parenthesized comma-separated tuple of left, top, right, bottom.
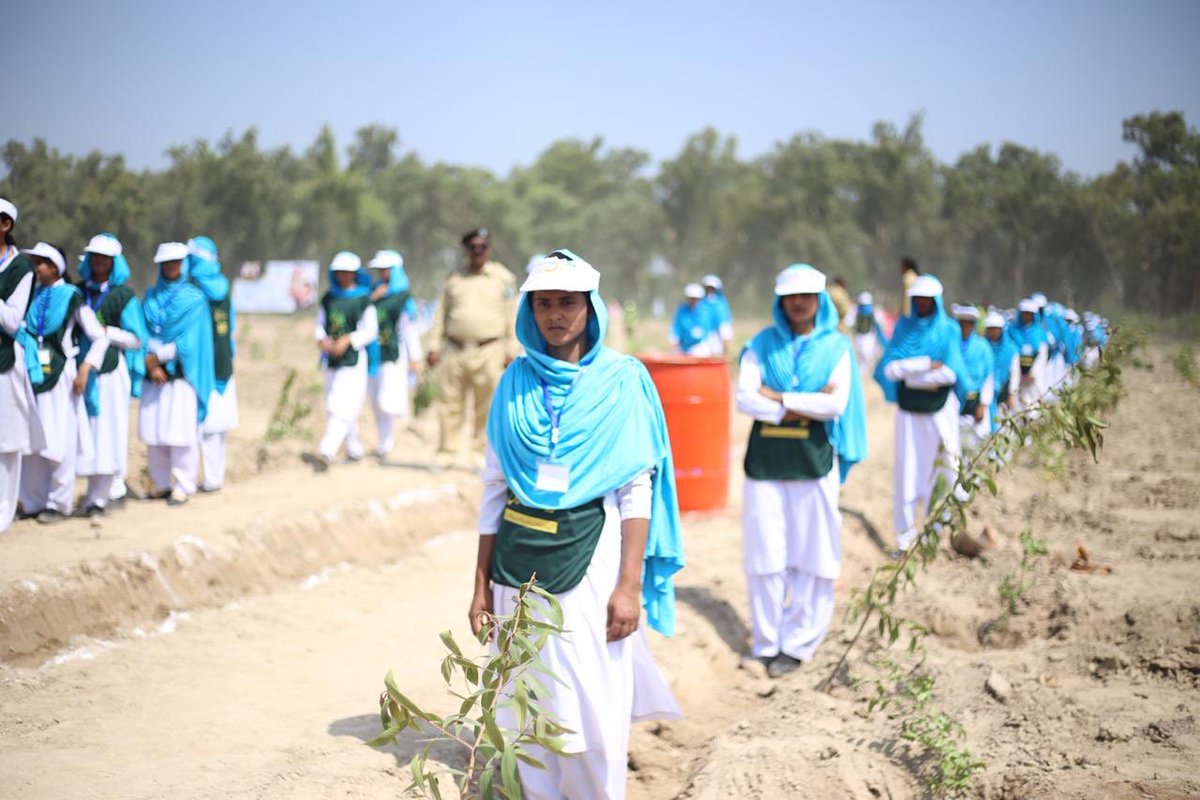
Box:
(86, 282, 110, 313)
(790, 338, 809, 389)
(540, 379, 563, 457)
(33, 287, 53, 341)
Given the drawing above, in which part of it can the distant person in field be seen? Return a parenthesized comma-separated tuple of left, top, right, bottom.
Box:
(75, 234, 147, 516)
(847, 291, 888, 373)
(983, 311, 1019, 423)
(874, 275, 970, 553)
(735, 263, 867, 678)
(826, 275, 854, 333)
(1008, 298, 1049, 411)
(951, 304, 995, 453)
(140, 242, 214, 506)
(187, 236, 238, 493)
(701, 274, 733, 354)
(669, 283, 720, 356)
(427, 228, 518, 469)
(0, 198, 42, 532)
(900, 256, 920, 300)
(365, 249, 422, 460)
(470, 249, 684, 799)
(312, 251, 378, 470)
(19, 242, 108, 523)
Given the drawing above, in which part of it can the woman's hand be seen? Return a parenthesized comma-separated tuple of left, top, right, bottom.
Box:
(758, 386, 783, 403)
(72, 363, 91, 395)
(973, 404, 987, 423)
(606, 584, 641, 642)
(469, 589, 494, 639)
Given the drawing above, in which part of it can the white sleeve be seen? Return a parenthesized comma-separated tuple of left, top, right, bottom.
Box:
(478, 444, 509, 535)
(718, 322, 733, 342)
(314, 307, 328, 342)
(104, 325, 141, 351)
(735, 349, 787, 424)
(1008, 358, 1020, 397)
(0, 271, 32, 335)
(904, 364, 958, 389)
(979, 374, 994, 407)
(781, 352, 852, 421)
(617, 469, 654, 521)
(152, 340, 177, 362)
(883, 355, 932, 381)
(76, 306, 110, 368)
(399, 313, 423, 362)
(348, 305, 379, 350)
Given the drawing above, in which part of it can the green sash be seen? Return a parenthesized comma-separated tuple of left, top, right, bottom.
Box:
(93, 285, 135, 375)
(897, 383, 951, 413)
(321, 293, 371, 369)
(491, 493, 607, 594)
(854, 311, 874, 335)
(374, 290, 410, 364)
(209, 295, 234, 382)
(0, 254, 34, 374)
(744, 417, 835, 481)
(1019, 353, 1034, 375)
(34, 292, 84, 394)
(960, 391, 980, 417)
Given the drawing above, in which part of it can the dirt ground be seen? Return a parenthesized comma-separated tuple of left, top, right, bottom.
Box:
(1, 315, 1197, 799)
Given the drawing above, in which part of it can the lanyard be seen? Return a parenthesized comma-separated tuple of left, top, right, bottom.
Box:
(540, 371, 584, 459)
(790, 338, 809, 389)
(86, 282, 111, 313)
(33, 286, 53, 342)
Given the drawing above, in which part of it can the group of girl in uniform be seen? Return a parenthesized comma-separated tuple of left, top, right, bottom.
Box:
(0, 195, 238, 530)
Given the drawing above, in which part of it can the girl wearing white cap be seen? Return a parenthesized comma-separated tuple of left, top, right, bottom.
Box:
(75, 234, 147, 515)
(313, 251, 378, 468)
(873, 275, 971, 552)
(140, 242, 215, 505)
(951, 304, 995, 453)
(19, 242, 108, 523)
(669, 283, 720, 356)
(983, 311, 1019, 423)
(701, 274, 734, 355)
(365, 249, 422, 459)
(470, 249, 684, 799)
(1008, 299, 1049, 410)
(736, 264, 867, 677)
(847, 290, 887, 374)
(0, 198, 43, 532)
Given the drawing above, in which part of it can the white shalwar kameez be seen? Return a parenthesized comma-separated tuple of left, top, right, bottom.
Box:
(77, 314, 142, 509)
(0, 250, 40, 531)
(139, 341, 201, 496)
(316, 305, 379, 460)
(479, 447, 682, 800)
(1015, 343, 1049, 412)
(958, 374, 994, 454)
(883, 356, 961, 551)
(369, 314, 421, 456)
(199, 376, 239, 491)
(736, 349, 852, 661)
(19, 290, 106, 516)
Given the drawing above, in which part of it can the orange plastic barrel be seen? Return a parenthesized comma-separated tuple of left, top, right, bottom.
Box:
(637, 354, 731, 512)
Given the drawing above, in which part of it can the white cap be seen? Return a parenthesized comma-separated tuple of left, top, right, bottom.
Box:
(701, 274, 722, 289)
(519, 249, 600, 293)
(368, 249, 403, 269)
(906, 274, 944, 298)
(330, 251, 362, 272)
(983, 311, 1006, 329)
(1018, 298, 1039, 313)
(25, 242, 66, 275)
(774, 263, 826, 296)
(1031, 292, 1048, 308)
(0, 198, 16, 221)
(684, 283, 705, 299)
(154, 242, 189, 264)
(1064, 309, 1080, 323)
(951, 303, 980, 321)
(856, 291, 873, 305)
(85, 234, 122, 257)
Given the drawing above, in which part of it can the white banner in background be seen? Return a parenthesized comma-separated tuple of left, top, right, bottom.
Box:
(231, 260, 320, 313)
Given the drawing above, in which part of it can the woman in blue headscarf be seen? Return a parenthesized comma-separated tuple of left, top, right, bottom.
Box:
(19, 242, 109, 523)
(139, 242, 214, 506)
(75, 233, 147, 516)
(951, 304, 996, 453)
(701, 274, 734, 355)
(669, 283, 720, 356)
(1008, 298, 1050, 411)
(469, 249, 684, 799)
(365, 249, 422, 460)
(187, 236, 238, 493)
(874, 274, 971, 553)
(312, 251, 378, 469)
(736, 263, 867, 678)
(849, 290, 889, 374)
(983, 311, 1019, 427)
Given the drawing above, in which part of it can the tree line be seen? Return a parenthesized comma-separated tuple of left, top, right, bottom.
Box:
(2, 111, 1196, 316)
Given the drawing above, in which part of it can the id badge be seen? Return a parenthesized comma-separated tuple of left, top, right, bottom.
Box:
(536, 459, 570, 493)
(38, 348, 52, 368)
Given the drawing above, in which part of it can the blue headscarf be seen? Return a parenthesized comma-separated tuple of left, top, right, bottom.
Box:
(143, 259, 215, 423)
(985, 324, 1019, 417)
(186, 236, 231, 302)
(873, 275, 971, 406)
(487, 279, 685, 637)
(1007, 310, 1048, 361)
(703, 280, 733, 327)
(745, 271, 868, 482)
(26, 281, 82, 340)
(78, 234, 148, 414)
(366, 251, 418, 377)
(959, 329, 996, 427)
(671, 299, 718, 352)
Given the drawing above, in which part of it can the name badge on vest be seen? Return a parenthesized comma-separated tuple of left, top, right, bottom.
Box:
(38, 347, 52, 370)
(536, 459, 570, 493)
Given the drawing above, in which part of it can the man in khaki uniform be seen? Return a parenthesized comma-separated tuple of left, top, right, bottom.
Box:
(827, 275, 854, 334)
(427, 228, 518, 467)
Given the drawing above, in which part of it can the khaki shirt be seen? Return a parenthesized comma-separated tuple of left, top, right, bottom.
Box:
(429, 261, 518, 357)
(827, 283, 853, 333)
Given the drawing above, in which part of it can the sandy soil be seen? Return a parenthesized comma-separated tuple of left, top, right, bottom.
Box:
(1, 316, 1197, 799)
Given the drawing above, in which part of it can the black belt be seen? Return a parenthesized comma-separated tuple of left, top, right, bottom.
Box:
(447, 335, 499, 348)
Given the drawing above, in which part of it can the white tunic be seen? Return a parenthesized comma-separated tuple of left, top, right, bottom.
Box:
(0, 248, 40, 455)
(201, 375, 240, 434)
(139, 340, 199, 447)
(371, 313, 422, 416)
(77, 312, 142, 476)
(316, 304, 379, 422)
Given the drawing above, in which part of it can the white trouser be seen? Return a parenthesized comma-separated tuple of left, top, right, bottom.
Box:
(517, 744, 627, 800)
(0, 451, 20, 531)
(370, 390, 395, 455)
(319, 417, 365, 460)
(85, 474, 117, 509)
(894, 405, 960, 550)
(199, 431, 227, 490)
(148, 443, 198, 496)
(20, 449, 76, 515)
(747, 571, 835, 661)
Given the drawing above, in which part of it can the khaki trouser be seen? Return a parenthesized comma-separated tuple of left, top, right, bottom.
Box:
(437, 339, 505, 457)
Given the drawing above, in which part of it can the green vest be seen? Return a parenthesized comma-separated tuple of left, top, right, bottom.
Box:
(854, 311, 875, 335)
(997, 383, 1010, 406)
(0, 254, 34, 374)
(744, 417, 835, 481)
(34, 292, 84, 394)
(491, 493, 607, 594)
(373, 291, 410, 364)
(320, 292, 371, 369)
(88, 285, 135, 375)
(897, 383, 951, 413)
(1018, 352, 1035, 375)
(960, 391, 980, 417)
(209, 295, 234, 383)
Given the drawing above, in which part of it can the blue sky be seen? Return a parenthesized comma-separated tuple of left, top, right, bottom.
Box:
(11, 0, 1200, 177)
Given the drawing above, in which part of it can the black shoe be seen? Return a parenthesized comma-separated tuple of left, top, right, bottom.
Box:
(198, 485, 221, 493)
(15, 507, 39, 521)
(767, 654, 803, 679)
(301, 452, 331, 473)
(107, 495, 128, 510)
(76, 504, 105, 518)
(36, 509, 66, 525)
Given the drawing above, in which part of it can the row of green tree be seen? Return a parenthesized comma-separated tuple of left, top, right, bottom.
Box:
(2, 111, 1196, 315)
